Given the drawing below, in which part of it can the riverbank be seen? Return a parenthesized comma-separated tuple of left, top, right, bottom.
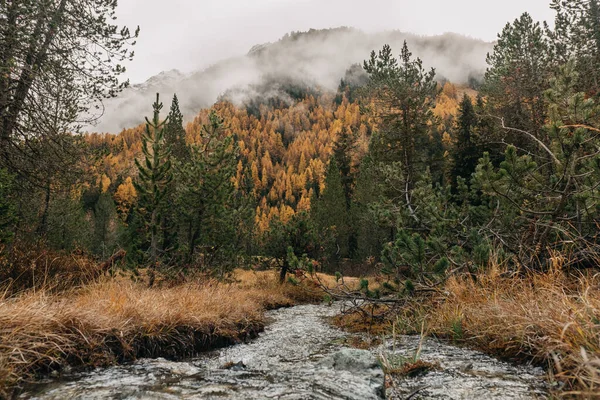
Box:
(4, 264, 598, 398)
(0, 269, 324, 398)
(423, 268, 600, 398)
(335, 267, 600, 398)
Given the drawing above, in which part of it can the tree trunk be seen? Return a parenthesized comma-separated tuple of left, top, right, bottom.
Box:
(0, 1, 20, 141)
(186, 220, 194, 259)
(150, 208, 158, 264)
(37, 182, 51, 236)
(2, 0, 67, 140)
(279, 259, 289, 284)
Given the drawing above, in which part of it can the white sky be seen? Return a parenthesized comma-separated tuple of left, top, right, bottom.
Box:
(115, 0, 555, 83)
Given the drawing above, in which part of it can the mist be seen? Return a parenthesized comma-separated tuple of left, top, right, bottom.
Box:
(91, 28, 492, 133)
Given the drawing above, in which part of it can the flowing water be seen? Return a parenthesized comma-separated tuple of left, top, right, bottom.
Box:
(20, 303, 548, 400)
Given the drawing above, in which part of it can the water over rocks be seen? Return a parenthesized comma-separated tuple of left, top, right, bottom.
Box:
(382, 335, 547, 399)
(317, 348, 385, 398)
(21, 303, 547, 400)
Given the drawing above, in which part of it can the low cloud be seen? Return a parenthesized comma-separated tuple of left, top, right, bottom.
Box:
(90, 28, 492, 133)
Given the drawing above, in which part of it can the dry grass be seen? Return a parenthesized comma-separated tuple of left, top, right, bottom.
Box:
(328, 263, 600, 397)
(332, 304, 392, 336)
(0, 242, 104, 295)
(0, 269, 323, 398)
(380, 356, 439, 377)
(395, 265, 600, 398)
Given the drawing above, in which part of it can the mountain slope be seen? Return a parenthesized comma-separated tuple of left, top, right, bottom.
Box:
(91, 27, 492, 133)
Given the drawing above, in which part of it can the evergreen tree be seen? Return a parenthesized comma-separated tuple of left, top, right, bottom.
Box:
(134, 94, 173, 265)
(363, 42, 438, 177)
(173, 111, 239, 270)
(332, 127, 359, 255)
(0, 0, 138, 181)
(483, 13, 550, 146)
(352, 155, 387, 261)
(451, 94, 480, 191)
(226, 169, 257, 266)
(474, 61, 600, 268)
(165, 94, 190, 161)
(262, 212, 316, 283)
(362, 42, 439, 229)
(332, 127, 357, 209)
(162, 94, 189, 255)
(547, 0, 600, 95)
(427, 125, 446, 186)
(311, 157, 351, 261)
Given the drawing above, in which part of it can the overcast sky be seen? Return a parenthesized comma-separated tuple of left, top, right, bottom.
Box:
(116, 0, 555, 84)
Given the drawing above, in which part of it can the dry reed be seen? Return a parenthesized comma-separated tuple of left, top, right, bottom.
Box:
(396, 265, 600, 398)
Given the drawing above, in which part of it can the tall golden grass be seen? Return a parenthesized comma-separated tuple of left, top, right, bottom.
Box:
(395, 265, 600, 398)
(0, 269, 322, 398)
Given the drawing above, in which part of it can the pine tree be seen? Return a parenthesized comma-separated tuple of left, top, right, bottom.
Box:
(162, 94, 189, 256)
(474, 61, 600, 268)
(484, 13, 550, 146)
(547, 0, 600, 95)
(262, 212, 316, 283)
(0, 0, 138, 181)
(363, 42, 438, 177)
(174, 111, 239, 267)
(134, 94, 173, 265)
(332, 127, 359, 255)
(332, 127, 357, 209)
(311, 156, 351, 261)
(165, 94, 190, 161)
(363, 42, 439, 229)
(351, 155, 387, 261)
(451, 94, 480, 191)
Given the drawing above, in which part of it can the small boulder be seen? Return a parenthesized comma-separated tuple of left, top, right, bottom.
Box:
(319, 348, 380, 372)
(317, 348, 385, 398)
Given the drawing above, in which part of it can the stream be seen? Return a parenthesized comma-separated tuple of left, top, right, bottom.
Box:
(20, 303, 548, 399)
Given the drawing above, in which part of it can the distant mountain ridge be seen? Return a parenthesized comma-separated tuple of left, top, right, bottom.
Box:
(91, 27, 492, 133)
(132, 69, 187, 91)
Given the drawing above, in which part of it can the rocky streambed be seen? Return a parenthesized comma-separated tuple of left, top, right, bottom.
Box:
(20, 303, 548, 399)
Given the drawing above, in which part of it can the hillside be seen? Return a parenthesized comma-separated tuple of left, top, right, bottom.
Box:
(86, 80, 466, 243)
(91, 28, 491, 133)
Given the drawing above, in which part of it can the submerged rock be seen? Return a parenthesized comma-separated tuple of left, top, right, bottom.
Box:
(318, 348, 379, 371)
(317, 348, 385, 398)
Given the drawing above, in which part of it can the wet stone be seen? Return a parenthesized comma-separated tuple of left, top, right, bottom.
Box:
(317, 349, 385, 398)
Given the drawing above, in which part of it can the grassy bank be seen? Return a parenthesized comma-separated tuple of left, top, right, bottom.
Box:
(334, 266, 600, 398)
(413, 268, 600, 397)
(0, 269, 322, 398)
